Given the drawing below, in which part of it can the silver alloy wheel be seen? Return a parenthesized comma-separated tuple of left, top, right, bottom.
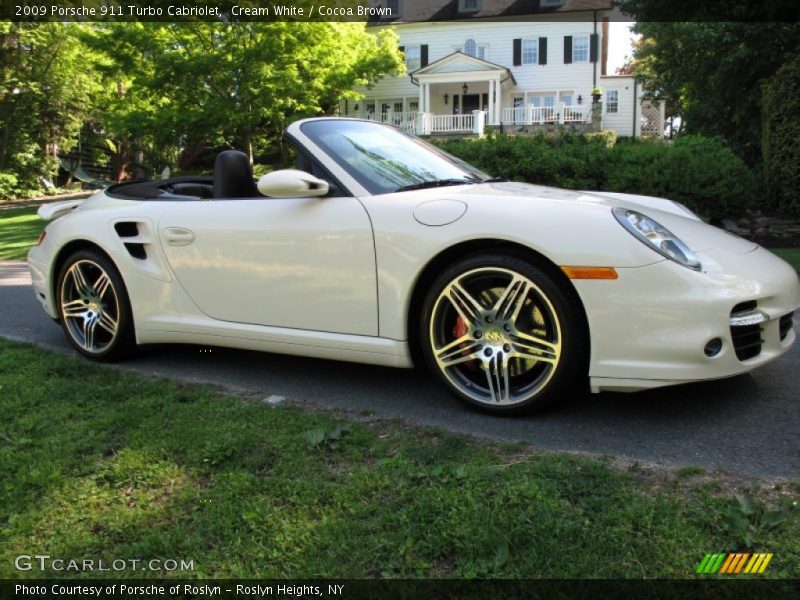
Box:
(429, 267, 562, 406)
(60, 259, 120, 354)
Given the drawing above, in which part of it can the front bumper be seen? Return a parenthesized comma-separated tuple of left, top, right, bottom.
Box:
(575, 246, 800, 392)
(28, 244, 58, 319)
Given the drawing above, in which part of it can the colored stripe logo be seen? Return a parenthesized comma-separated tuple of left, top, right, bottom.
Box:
(696, 553, 773, 574)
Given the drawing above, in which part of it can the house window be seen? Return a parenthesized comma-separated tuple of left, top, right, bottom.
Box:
(606, 90, 619, 113)
(365, 101, 375, 114)
(404, 45, 421, 71)
(521, 39, 538, 65)
(560, 93, 573, 106)
(464, 39, 477, 57)
(408, 99, 419, 113)
(385, 0, 400, 15)
(462, 39, 488, 60)
(460, 0, 480, 12)
(572, 35, 590, 63)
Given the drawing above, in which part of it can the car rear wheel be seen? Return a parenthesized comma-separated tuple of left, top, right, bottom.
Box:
(420, 253, 587, 414)
(57, 249, 135, 361)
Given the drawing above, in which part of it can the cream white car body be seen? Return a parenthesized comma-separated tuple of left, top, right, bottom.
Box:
(28, 118, 800, 394)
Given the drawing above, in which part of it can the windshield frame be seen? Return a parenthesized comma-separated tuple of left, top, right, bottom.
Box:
(295, 118, 490, 196)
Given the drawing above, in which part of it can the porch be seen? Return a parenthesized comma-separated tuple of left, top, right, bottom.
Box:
(348, 102, 595, 136)
(344, 51, 594, 136)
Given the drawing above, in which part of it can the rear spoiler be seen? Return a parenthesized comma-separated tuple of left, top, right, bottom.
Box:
(37, 199, 84, 221)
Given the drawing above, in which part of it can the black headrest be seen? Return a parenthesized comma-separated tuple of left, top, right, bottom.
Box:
(213, 150, 258, 199)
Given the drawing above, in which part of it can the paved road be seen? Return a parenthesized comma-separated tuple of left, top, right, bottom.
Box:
(1, 260, 798, 479)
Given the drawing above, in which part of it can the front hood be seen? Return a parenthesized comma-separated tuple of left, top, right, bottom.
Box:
(446, 182, 758, 255)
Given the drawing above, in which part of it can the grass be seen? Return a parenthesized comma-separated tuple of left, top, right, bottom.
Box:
(0, 206, 45, 261)
(0, 338, 798, 579)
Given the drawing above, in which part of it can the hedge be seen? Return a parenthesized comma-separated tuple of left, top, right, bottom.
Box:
(762, 54, 800, 216)
(434, 133, 759, 219)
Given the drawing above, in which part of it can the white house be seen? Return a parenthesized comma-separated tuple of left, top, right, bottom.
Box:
(342, 0, 654, 137)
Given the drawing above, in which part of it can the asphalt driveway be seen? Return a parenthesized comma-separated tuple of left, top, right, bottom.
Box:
(1, 260, 798, 479)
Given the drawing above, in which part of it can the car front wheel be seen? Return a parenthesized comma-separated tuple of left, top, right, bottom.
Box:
(57, 249, 135, 361)
(420, 253, 587, 414)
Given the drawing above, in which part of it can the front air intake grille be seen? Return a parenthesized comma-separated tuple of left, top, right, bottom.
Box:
(780, 312, 795, 341)
(730, 301, 763, 361)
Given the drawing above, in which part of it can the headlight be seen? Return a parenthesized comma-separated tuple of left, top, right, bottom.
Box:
(612, 207, 702, 271)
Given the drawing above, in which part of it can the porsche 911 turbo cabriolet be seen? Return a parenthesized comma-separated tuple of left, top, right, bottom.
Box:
(28, 118, 800, 413)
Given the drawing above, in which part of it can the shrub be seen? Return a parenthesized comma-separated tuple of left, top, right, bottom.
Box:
(762, 55, 800, 215)
(0, 172, 19, 200)
(607, 136, 757, 217)
(435, 133, 758, 219)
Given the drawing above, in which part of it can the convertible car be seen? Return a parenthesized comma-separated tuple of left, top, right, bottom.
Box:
(28, 118, 799, 413)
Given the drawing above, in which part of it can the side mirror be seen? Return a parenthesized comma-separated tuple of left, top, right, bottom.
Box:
(257, 169, 329, 198)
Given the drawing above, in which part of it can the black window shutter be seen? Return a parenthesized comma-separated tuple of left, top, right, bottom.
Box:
(590, 33, 599, 62)
(564, 36, 572, 64)
(539, 37, 547, 65)
(399, 45, 404, 55)
(512, 39, 522, 66)
(421, 44, 429, 67)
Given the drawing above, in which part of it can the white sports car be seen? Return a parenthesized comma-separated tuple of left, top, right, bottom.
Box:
(28, 118, 800, 414)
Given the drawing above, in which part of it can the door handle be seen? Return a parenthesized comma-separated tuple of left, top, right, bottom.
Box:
(163, 227, 195, 246)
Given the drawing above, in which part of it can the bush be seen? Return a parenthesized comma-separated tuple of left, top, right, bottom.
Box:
(0, 172, 19, 200)
(435, 133, 758, 219)
(762, 55, 800, 215)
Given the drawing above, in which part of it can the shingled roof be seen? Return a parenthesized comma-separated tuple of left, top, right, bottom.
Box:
(370, 0, 614, 24)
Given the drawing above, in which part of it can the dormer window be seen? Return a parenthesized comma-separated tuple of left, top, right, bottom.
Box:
(461, 39, 488, 60)
(460, 0, 481, 12)
(463, 39, 477, 56)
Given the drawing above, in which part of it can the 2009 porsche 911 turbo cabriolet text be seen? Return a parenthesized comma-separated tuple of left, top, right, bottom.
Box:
(28, 118, 800, 413)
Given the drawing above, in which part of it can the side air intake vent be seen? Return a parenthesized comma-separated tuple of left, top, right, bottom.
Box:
(114, 221, 139, 238)
(780, 312, 794, 341)
(124, 243, 147, 260)
(729, 300, 763, 361)
(114, 221, 147, 260)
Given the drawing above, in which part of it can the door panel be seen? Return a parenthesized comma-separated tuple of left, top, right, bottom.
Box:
(159, 197, 377, 336)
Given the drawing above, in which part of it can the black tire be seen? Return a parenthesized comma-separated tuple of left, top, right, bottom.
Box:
(56, 249, 136, 361)
(419, 252, 588, 415)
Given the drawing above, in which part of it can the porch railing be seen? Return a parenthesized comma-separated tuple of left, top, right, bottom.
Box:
(428, 113, 474, 133)
(348, 111, 484, 136)
(501, 105, 591, 125)
(350, 111, 417, 127)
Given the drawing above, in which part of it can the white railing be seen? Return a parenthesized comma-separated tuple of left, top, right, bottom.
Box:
(428, 113, 474, 132)
(351, 111, 417, 127)
(399, 118, 417, 135)
(501, 104, 590, 125)
(563, 105, 591, 123)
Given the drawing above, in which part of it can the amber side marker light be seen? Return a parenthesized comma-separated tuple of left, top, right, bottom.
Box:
(36, 230, 46, 246)
(561, 266, 618, 280)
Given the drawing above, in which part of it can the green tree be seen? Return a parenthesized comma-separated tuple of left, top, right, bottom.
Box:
(90, 22, 404, 171)
(0, 23, 102, 195)
(762, 54, 800, 214)
(622, 20, 799, 165)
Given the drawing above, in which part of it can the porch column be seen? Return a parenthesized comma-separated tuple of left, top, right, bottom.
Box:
(424, 83, 431, 114)
(488, 79, 495, 125)
(495, 78, 502, 126)
(419, 83, 425, 113)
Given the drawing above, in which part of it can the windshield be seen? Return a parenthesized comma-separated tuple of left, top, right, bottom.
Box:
(299, 119, 490, 195)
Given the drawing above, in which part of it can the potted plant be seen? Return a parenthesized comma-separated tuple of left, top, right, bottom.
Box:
(591, 87, 602, 104)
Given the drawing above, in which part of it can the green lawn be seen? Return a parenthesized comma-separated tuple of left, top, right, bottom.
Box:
(0, 338, 798, 579)
(0, 206, 46, 261)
